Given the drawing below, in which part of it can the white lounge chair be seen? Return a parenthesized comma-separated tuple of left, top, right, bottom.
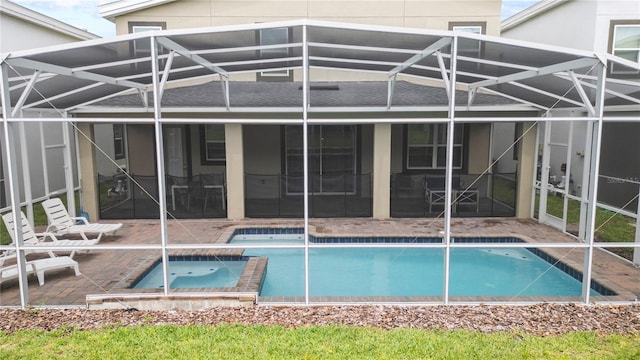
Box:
(0, 253, 80, 286)
(42, 198, 122, 241)
(2, 211, 100, 259)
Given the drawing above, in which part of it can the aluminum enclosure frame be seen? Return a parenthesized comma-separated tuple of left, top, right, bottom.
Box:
(1, 20, 639, 307)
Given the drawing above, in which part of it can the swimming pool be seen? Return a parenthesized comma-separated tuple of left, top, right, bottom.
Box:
(132, 258, 247, 289)
(229, 231, 607, 298)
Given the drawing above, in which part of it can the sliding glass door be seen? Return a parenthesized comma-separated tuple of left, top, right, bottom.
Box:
(285, 125, 357, 195)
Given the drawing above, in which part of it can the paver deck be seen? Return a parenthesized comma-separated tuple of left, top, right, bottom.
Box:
(1, 217, 638, 307)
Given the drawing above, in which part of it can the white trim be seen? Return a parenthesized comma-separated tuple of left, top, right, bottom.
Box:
(99, 0, 176, 21)
(501, 0, 569, 33)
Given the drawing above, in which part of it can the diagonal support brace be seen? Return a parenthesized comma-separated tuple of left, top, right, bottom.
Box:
(156, 36, 228, 77)
(11, 70, 40, 117)
(568, 70, 596, 116)
(389, 37, 452, 76)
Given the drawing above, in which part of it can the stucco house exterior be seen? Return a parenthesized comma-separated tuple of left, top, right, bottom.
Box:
(502, 0, 640, 226)
(0, 0, 99, 218)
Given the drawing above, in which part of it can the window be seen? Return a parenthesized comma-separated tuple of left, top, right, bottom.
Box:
(113, 124, 125, 160)
(610, 22, 640, 74)
(200, 124, 226, 165)
(449, 22, 485, 59)
(406, 124, 463, 169)
(257, 27, 292, 81)
(128, 22, 166, 58)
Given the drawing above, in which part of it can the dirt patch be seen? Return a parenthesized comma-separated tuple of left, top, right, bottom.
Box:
(1, 304, 639, 335)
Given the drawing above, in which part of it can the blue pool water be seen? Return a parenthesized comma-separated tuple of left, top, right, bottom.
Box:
(231, 235, 601, 297)
(133, 260, 247, 289)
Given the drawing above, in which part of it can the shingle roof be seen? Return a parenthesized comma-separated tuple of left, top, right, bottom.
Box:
(95, 80, 518, 109)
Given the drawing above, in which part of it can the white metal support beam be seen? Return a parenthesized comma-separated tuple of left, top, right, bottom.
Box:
(18, 120, 34, 227)
(150, 36, 171, 295)
(443, 36, 458, 305)
(635, 185, 640, 266)
(157, 50, 175, 102)
(220, 74, 230, 110)
(138, 89, 149, 109)
(155, 36, 229, 77)
(436, 51, 451, 100)
(21, 82, 104, 110)
(6, 58, 147, 90)
(302, 25, 311, 306)
(582, 63, 607, 305)
(467, 89, 476, 107)
(556, 73, 640, 106)
(469, 57, 600, 90)
(155, 37, 232, 108)
(512, 81, 586, 108)
(0, 62, 30, 307)
(387, 74, 397, 109)
(62, 115, 76, 217)
(568, 70, 596, 116)
(389, 37, 452, 76)
(11, 70, 40, 117)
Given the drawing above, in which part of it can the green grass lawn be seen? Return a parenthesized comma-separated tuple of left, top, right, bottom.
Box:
(542, 195, 637, 259)
(1, 325, 639, 360)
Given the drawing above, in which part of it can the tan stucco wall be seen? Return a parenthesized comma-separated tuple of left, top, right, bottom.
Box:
(77, 123, 99, 221)
(372, 123, 391, 219)
(467, 123, 491, 175)
(225, 123, 245, 219)
(113, 0, 502, 35)
(127, 124, 157, 176)
(516, 121, 537, 218)
(390, 124, 405, 173)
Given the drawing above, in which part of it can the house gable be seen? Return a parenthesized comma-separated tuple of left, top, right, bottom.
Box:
(1, 0, 98, 52)
(101, 0, 503, 36)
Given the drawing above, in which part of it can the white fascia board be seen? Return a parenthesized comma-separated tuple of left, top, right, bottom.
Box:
(501, 0, 569, 32)
(0, 0, 99, 40)
(99, 0, 176, 21)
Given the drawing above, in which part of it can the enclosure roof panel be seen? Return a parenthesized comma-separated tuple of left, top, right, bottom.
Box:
(1, 19, 638, 115)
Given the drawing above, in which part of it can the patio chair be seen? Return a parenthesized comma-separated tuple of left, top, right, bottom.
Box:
(0, 252, 80, 286)
(2, 211, 100, 259)
(42, 198, 122, 241)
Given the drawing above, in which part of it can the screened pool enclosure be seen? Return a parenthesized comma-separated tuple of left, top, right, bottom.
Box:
(1, 20, 639, 307)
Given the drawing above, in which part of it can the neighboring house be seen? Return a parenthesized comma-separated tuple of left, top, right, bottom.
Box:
(0, 0, 99, 214)
(88, 0, 531, 221)
(502, 0, 640, 217)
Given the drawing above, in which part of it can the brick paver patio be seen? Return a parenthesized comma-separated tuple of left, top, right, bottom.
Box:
(1, 217, 638, 307)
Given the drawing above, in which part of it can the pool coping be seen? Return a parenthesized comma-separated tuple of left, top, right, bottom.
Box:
(86, 249, 268, 309)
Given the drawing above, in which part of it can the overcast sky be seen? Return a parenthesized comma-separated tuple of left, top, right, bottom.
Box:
(12, 0, 540, 38)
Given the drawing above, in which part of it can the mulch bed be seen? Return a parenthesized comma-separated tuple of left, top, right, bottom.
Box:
(1, 303, 640, 335)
